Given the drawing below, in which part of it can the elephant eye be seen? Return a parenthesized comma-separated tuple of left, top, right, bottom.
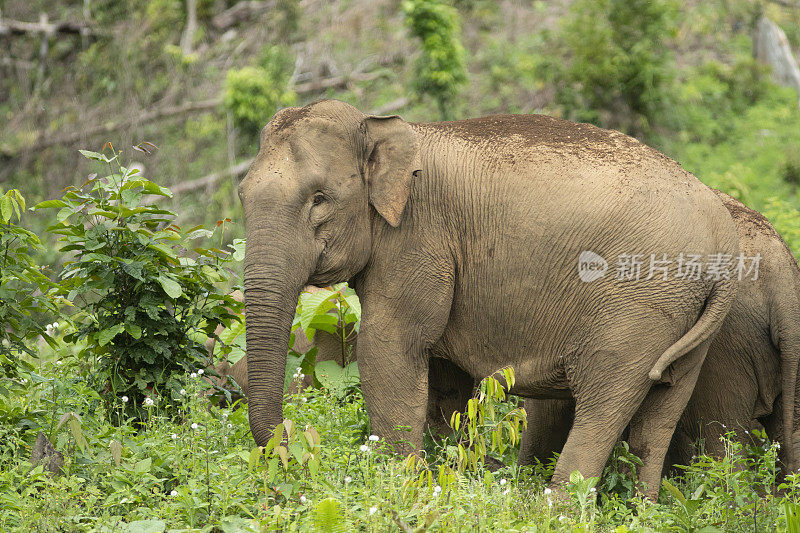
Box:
(312, 192, 325, 206)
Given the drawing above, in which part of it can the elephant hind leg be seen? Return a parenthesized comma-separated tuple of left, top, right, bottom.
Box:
(550, 349, 652, 491)
(628, 341, 710, 499)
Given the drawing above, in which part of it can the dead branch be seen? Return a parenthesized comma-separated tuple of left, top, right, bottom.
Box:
(766, 0, 800, 9)
(2, 60, 399, 158)
(0, 16, 103, 38)
(212, 1, 276, 30)
(5, 99, 222, 156)
(370, 97, 410, 115)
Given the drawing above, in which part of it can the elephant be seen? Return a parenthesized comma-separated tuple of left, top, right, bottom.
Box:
(239, 99, 739, 497)
(205, 289, 473, 434)
(518, 190, 800, 477)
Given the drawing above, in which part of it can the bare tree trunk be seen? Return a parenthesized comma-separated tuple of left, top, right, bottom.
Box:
(180, 0, 198, 55)
(35, 12, 49, 93)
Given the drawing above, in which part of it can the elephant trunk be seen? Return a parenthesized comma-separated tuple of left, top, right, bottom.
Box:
(244, 253, 304, 447)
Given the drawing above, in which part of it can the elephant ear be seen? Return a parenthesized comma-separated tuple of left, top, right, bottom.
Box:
(363, 115, 420, 227)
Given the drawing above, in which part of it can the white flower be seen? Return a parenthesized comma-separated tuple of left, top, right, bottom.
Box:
(559, 515, 565, 522)
(589, 487, 596, 492)
(53, 322, 59, 329)
(143, 397, 154, 407)
(301, 397, 308, 403)
(190, 372, 197, 378)
(171, 433, 177, 440)
(56, 360, 63, 366)
(360, 444, 369, 452)
(180, 389, 186, 395)
(433, 485, 442, 494)
(300, 495, 307, 503)
(222, 412, 229, 419)
(197, 369, 204, 375)
(369, 507, 377, 516)
(227, 423, 232, 429)
(298, 373, 305, 380)
(544, 487, 552, 495)
(503, 489, 510, 495)
(547, 497, 553, 508)
(170, 490, 178, 497)
(121, 395, 129, 403)
(369, 435, 379, 442)
(344, 476, 352, 483)
(499, 478, 507, 486)
(776, 442, 782, 449)
(191, 423, 199, 430)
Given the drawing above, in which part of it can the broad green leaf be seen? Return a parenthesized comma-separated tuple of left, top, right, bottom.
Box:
(122, 519, 165, 533)
(661, 478, 688, 506)
(78, 149, 106, 161)
(125, 323, 142, 339)
(56, 207, 73, 223)
(32, 199, 68, 209)
(157, 274, 182, 299)
(299, 289, 338, 332)
(98, 324, 125, 347)
(109, 439, 122, 467)
(1, 195, 12, 223)
(133, 457, 152, 474)
(68, 416, 87, 451)
(342, 292, 361, 321)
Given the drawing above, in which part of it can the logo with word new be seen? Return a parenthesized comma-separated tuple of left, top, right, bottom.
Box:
(578, 251, 608, 283)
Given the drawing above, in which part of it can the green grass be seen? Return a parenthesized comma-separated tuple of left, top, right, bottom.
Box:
(1, 346, 798, 532)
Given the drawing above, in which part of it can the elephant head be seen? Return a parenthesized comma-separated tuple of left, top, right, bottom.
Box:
(238, 100, 420, 445)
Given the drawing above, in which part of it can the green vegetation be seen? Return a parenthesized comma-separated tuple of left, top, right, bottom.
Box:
(3, 0, 800, 530)
(544, 0, 679, 136)
(403, 0, 467, 120)
(35, 145, 243, 422)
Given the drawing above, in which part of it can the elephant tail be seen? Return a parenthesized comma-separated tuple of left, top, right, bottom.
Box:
(649, 278, 736, 381)
(776, 268, 800, 472)
(780, 334, 799, 472)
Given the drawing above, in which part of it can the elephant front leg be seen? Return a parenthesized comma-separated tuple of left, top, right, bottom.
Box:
(357, 321, 431, 454)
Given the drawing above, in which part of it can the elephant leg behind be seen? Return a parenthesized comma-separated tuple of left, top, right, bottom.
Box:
(518, 398, 574, 468)
(426, 357, 475, 436)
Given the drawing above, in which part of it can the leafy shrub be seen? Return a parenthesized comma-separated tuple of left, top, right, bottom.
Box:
(670, 57, 772, 145)
(291, 285, 360, 396)
(546, 0, 678, 137)
(403, 0, 467, 120)
(248, 418, 322, 501)
(224, 46, 297, 137)
(0, 188, 59, 383)
(36, 144, 242, 421)
(763, 197, 800, 260)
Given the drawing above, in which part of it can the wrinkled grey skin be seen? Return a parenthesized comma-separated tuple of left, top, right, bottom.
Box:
(240, 99, 739, 497)
(520, 191, 800, 476)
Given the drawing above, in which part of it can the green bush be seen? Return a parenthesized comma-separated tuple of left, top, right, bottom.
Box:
(546, 0, 678, 137)
(224, 46, 297, 137)
(403, 0, 467, 120)
(0, 188, 59, 384)
(36, 144, 243, 421)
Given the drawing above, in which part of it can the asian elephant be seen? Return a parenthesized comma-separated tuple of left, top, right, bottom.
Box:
(519, 191, 800, 476)
(239, 99, 739, 497)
